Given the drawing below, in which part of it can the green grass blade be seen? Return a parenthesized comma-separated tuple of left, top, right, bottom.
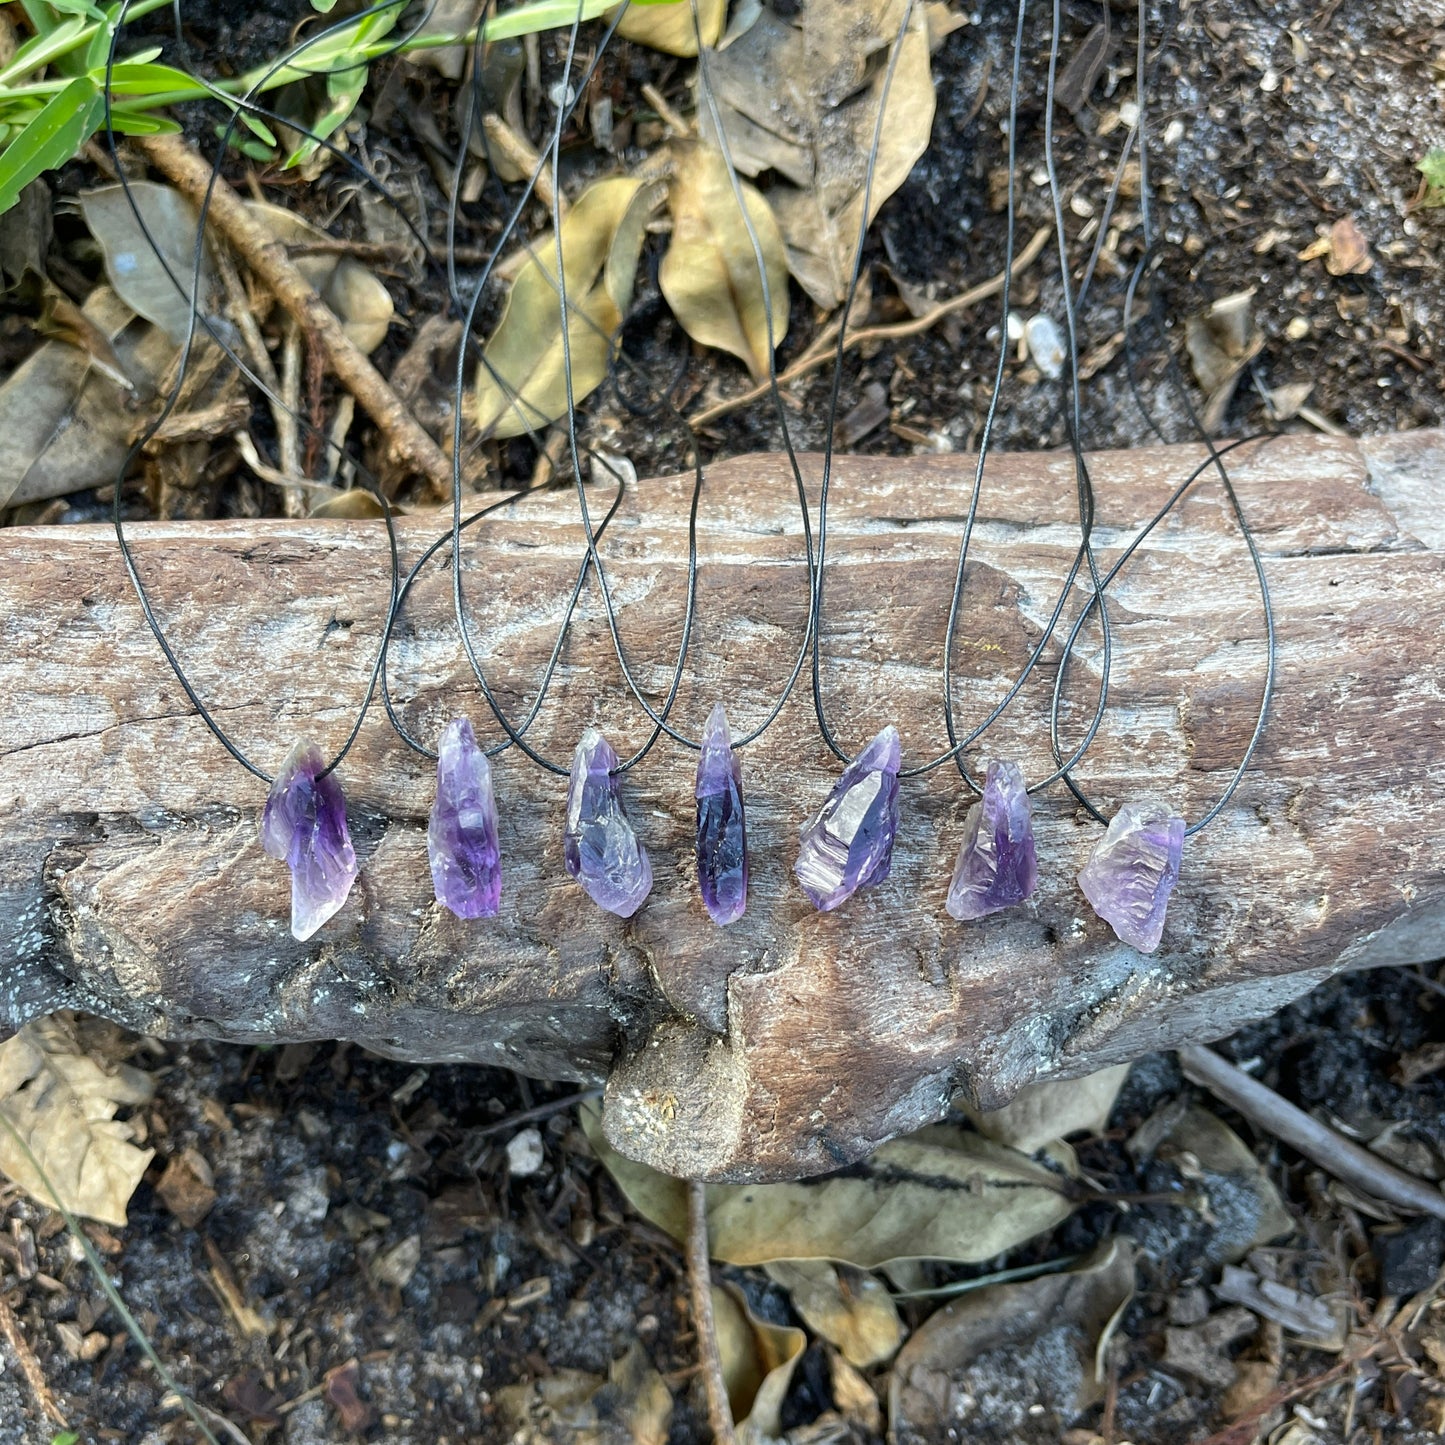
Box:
(0, 76, 103, 215)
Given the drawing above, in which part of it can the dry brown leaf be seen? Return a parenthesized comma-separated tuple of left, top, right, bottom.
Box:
(0, 287, 175, 511)
(969, 1063, 1130, 1154)
(494, 1341, 672, 1445)
(79, 182, 221, 344)
(582, 1105, 1075, 1267)
(713, 1283, 805, 1439)
(243, 201, 394, 353)
(698, 0, 937, 308)
(1324, 215, 1372, 275)
(0, 1014, 155, 1227)
(764, 1259, 902, 1367)
(612, 0, 725, 56)
(659, 142, 789, 380)
(888, 1240, 1135, 1444)
(1185, 288, 1261, 433)
(474, 177, 658, 438)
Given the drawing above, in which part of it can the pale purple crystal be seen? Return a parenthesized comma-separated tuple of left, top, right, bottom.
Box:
(695, 703, 747, 926)
(794, 725, 901, 912)
(260, 740, 358, 942)
(428, 718, 502, 919)
(946, 759, 1038, 921)
(564, 728, 652, 918)
(1077, 800, 1185, 953)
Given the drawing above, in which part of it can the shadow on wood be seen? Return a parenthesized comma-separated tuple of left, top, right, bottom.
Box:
(1, 430, 1441, 1181)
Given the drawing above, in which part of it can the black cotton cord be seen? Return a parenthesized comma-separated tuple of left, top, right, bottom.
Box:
(565, 0, 822, 755)
(1047, 0, 1276, 836)
(105, 0, 422, 784)
(808, 0, 919, 766)
(381, 472, 628, 760)
(924, 0, 1113, 792)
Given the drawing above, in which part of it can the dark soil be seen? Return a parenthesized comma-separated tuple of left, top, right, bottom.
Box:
(2, 0, 1443, 1442)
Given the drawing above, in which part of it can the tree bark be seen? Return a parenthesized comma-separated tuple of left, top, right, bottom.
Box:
(2, 430, 1441, 1181)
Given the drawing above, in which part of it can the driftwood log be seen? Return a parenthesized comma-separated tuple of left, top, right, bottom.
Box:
(1, 430, 1442, 1182)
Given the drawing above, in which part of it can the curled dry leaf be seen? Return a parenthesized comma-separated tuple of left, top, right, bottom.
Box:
(0, 286, 174, 511)
(495, 1341, 672, 1445)
(713, 1283, 806, 1441)
(244, 201, 395, 353)
(474, 177, 661, 438)
(612, 0, 725, 57)
(698, 0, 938, 308)
(582, 1105, 1075, 1267)
(764, 1259, 903, 1367)
(888, 1240, 1135, 1444)
(969, 1063, 1131, 1155)
(659, 142, 789, 381)
(1128, 1103, 1293, 1264)
(0, 1013, 156, 1228)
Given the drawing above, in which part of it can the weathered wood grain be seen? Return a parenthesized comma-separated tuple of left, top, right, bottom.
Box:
(1, 430, 1441, 1181)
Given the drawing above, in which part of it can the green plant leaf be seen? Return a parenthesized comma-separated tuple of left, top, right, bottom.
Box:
(0, 77, 103, 216)
(103, 105, 181, 136)
(1418, 147, 1445, 208)
(88, 60, 195, 94)
(45, 0, 108, 19)
(51, 1433, 81, 1445)
(0, 16, 88, 88)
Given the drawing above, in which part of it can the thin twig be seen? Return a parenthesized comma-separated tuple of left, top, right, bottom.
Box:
(686, 1180, 736, 1445)
(279, 319, 305, 517)
(0, 1279, 67, 1427)
(1178, 1044, 1445, 1220)
(689, 224, 1051, 428)
(136, 132, 452, 497)
(482, 114, 564, 215)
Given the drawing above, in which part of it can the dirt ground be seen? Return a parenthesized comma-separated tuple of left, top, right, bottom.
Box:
(2, 0, 1443, 1441)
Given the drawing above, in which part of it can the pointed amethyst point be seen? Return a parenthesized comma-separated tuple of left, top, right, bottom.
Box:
(428, 718, 502, 919)
(794, 725, 902, 912)
(1078, 800, 1185, 953)
(946, 759, 1039, 921)
(695, 703, 748, 926)
(564, 728, 653, 918)
(260, 740, 358, 942)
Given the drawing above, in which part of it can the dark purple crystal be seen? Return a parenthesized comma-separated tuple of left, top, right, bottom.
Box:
(695, 703, 747, 926)
(1077, 800, 1185, 953)
(794, 725, 901, 912)
(260, 740, 358, 941)
(945, 759, 1038, 921)
(564, 728, 652, 918)
(428, 718, 502, 919)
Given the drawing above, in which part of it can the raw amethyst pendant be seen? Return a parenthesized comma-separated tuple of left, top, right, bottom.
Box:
(564, 728, 652, 918)
(1077, 800, 1185, 953)
(428, 718, 502, 919)
(260, 740, 359, 942)
(946, 759, 1038, 921)
(794, 725, 901, 912)
(695, 703, 747, 925)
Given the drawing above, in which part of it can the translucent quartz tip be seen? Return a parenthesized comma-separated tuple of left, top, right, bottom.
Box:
(1077, 800, 1185, 953)
(794, 725, 902, 912)
(260, 739, 359, 942)
(564, 728, 653, 918)
(946, 759, 1038, 921)
(428, 718, 502, 919)
(695, 704, 748, 925)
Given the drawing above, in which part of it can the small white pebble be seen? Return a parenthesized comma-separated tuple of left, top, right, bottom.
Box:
(1025, 314, 1066, 380)
(506, 1127, 546, 1178)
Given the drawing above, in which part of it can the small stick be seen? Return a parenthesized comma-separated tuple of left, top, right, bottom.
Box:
(279, 320, 305, 517)
(481, 114, 564, 215)
(690, 225, 1050, 428)
(136, 133, 452, 498)
(1178, 1044, 1445, 1220)
(686, 1180, 736, 1445)
(0, 1281, 68, 1426)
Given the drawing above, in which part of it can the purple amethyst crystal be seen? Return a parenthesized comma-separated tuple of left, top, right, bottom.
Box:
(260, 740, 359, 942)
(428, 718, 502, 919)
(946, 759, 1038, 921)
(1077, 800, 1186, 953)
(564, 728, 652, 918)
(695, 703, 747, 926)
(794, 725, 901, 912)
